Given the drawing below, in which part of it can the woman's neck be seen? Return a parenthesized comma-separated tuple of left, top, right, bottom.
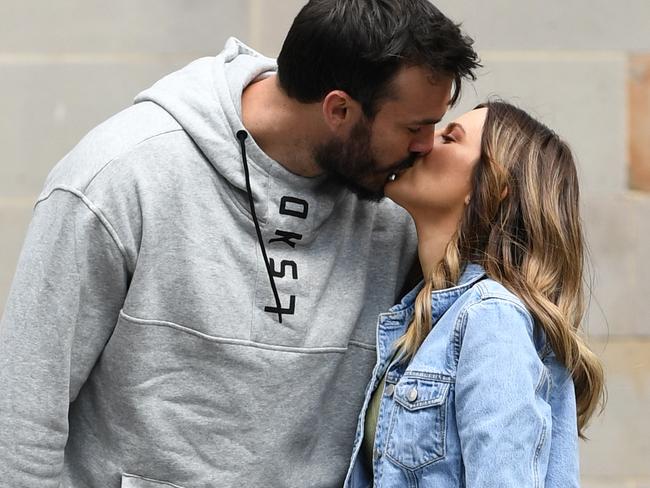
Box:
(412, 213, 462, 280)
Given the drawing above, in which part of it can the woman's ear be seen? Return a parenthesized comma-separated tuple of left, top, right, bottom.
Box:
(464, 194, 471, 206)
(322, 90, 362, 134)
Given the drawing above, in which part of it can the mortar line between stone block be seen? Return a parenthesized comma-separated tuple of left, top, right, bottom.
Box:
(0, 52, 207, 65)
(482, 50, 624, 62)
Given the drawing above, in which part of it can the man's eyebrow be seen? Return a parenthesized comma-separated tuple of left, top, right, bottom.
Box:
(409, 118, 441, 125)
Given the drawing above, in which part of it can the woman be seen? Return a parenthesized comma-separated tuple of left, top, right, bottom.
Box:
(343, 101, 604, 487)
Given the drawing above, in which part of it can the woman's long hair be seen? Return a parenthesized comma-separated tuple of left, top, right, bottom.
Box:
(394, 101, 604, 437)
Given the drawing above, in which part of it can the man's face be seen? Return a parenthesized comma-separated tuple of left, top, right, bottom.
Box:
(315, 66, 453, 201)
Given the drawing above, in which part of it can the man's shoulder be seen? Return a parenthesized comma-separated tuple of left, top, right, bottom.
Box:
(40, 101, 187, 197)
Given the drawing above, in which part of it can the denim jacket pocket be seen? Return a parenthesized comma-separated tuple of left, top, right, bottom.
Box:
(385, 375, 451, 469)
(121, 473, 188, 488)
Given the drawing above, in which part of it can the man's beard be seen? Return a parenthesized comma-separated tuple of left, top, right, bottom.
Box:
(314, 120, 417, 202)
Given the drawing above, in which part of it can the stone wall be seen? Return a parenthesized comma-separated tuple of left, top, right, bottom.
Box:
(1, 1, 648, 485)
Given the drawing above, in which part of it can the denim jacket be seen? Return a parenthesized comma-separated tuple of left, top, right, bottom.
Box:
(343, 264, 579, 488)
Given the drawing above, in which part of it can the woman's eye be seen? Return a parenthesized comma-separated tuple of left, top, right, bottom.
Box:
(441, 134, 454, 143)
(407, 127, 420, 134)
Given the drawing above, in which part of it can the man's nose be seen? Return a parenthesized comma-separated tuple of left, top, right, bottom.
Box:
(409, 133, 434, 155)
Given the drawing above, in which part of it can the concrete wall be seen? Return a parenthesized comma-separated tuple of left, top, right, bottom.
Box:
(1, 1, 648, 485)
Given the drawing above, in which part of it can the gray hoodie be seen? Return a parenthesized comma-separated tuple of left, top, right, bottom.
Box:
(0, 38, 417, 488)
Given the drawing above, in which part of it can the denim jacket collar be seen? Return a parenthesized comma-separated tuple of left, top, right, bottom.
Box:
(386, 262, 487, 321)
(373, 263, 487, 376)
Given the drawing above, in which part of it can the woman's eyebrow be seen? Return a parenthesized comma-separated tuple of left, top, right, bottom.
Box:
(445, 122, 466, 135)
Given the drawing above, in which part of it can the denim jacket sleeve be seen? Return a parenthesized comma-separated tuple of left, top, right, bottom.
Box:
(455, 298, 552, 487)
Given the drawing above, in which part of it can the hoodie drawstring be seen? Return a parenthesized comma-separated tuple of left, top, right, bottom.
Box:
(236, 130, 284, 324)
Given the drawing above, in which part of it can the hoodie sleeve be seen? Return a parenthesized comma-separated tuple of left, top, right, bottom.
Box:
(0, 188, 129, 487)
(454, 299, 553, 488)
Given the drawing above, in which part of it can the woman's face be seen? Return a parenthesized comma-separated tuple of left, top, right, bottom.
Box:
(385, 107, 487, 222)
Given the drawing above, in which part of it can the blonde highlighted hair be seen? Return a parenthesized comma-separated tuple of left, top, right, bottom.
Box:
(394, 101, 604, 437)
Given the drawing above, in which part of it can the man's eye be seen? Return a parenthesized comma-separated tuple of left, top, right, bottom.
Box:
(407, 127, 420, 134)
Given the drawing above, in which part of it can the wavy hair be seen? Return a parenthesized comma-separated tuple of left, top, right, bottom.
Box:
(394, 101, 605, 437)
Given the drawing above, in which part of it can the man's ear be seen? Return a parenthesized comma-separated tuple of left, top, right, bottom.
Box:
(321, 90, 363, 134)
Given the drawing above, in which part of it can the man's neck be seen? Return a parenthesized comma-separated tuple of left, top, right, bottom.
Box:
(241, 75, 324, 177)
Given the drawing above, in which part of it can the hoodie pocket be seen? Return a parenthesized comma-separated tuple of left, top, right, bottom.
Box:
(121, 473, 187, 488)
(385, 376, 451, 469)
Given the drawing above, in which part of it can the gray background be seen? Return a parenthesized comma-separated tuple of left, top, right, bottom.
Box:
(1, 1, 648, 486)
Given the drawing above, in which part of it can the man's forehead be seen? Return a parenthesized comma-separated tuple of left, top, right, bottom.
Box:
(409, 116, 442, 125)
(378, 91, 451, 122)
(379, 66, 453, 118)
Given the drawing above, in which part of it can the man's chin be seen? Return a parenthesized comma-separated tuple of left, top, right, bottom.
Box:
(353, 186, 385, 202)
(328, 174, 385, 202)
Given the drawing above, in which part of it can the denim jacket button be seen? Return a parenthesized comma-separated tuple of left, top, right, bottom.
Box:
(407, 387, 418, 402)
(385, 384, 395, 397)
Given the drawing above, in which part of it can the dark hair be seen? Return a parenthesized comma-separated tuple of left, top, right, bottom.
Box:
(277, 0, 480, 117)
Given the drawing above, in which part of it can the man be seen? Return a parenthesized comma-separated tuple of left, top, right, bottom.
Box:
(0, 0, 478, 486)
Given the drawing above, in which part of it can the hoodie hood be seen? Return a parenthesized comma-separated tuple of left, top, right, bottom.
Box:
(134, 38, 345, 227)
(134, 38, 373, 323)
(134, 38, 274, 196)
